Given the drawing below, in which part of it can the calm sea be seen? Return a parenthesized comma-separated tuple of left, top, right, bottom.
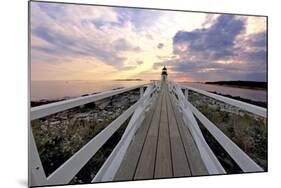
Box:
(31, 80, 149, 101)
(183, 82, 267, 102)
(31, 80, 267, 102)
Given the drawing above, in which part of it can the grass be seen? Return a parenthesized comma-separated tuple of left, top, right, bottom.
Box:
(189, 91, 268, 171)
(31, 90, 139, 179)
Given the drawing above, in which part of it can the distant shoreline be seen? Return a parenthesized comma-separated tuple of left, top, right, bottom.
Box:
(113, 79, 144, 81)
(210, 91, 267, 108)
(205, 81, 267, 90)
(31, 91, 266, 108)
(31, 87, 125, 107)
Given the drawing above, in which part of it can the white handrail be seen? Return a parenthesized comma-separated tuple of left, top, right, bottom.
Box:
(179, 84, 267, 118)
(29, 80, 266, 186)
(31, 84, 147, 120)
(46, 100, 141, 185)
(170, 81, 265, 173)
(29, 129, 48, 187)
(92, 85, 156, 182)
(29, 83, 154, 186)
(171, 82, 226, 174)
(187, 102, 263, 172)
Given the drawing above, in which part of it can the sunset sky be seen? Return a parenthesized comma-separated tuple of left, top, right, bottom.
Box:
(30, 2, 267, 82)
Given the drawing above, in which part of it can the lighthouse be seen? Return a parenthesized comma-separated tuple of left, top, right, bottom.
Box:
(161, 66, 168, 81)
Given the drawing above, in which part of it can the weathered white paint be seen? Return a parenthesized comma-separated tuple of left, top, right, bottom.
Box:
(188, 102, 263, 172)
(140, 87, 144, 97)
(46, 101, 140, 185)
(29, 130, 48, 187)
(171, 82, 226, 174)
(179, 84, 267, 117)
(92, 85, 156, 182)
(31, 84, 147, 120)
(184, 88, 189, 101)
(29, 83, 154, 186)
(29, 80, 265, 186)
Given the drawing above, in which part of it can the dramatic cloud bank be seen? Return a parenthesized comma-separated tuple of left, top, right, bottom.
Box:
(155, 15, 267, 81)
(31, 2, 267, 81)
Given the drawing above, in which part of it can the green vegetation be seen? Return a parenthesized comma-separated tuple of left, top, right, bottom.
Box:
(189, 91, 268, 171)
(205, 80, 267, 90)
(31, 90, 139, 182)
(196, 119, 242, 173)
(31, 110, 121, 177)
(70, 118, 130, 184)
(211, 91, 267, 108)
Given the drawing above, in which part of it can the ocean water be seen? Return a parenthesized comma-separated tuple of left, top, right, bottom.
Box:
(31, 80, 267, 102)
(183, 82, 267, 102)
(31, 80, 149, 101)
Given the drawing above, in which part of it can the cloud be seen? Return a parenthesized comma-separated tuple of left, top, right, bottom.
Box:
(237, 31, 267, 65)
(248, 32, 266, 47)
(157, 15, 267, 81)
(173, 15, 245, 60)
(32, 25, 127, 66)
(112, 38, 141, 52)
(30, 2, 267, 82)
(154, 58, 267, 81)
(157, 43, 164, 49)
(114, 8, 162, 31)
(31, 2, 144, 70)
(136, 60, 144, 65)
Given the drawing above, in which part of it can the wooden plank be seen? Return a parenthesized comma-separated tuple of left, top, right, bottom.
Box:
(92, 85, 157, 182)
(115, 82, 207, 180)
(133, 89, 164, 180)
(169, 92, 208, 176)
(171, 83, 225, 174)
(166, 90, 191, 177)
(154, 86, 173, 178)
(114, 95, 159, 181)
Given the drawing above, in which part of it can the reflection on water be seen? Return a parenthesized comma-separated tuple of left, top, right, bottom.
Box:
(182, 82, 267, 102)
(31, 80, 149, 101)
(31, 80, 267, 102)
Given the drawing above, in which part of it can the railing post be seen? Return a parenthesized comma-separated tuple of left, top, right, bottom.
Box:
(178, 84, 267, 117)
(92, 85, 155, 182)
(140, 87, 144, 98)
(31, 84, 147, 120)
(187, 101, 263, 172)
(29, 129, 48, 187)
(171, 83, 226, 174)
(184, 88, 189, 101)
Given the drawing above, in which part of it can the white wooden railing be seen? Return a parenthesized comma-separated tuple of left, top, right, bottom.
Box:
(29, 82, 158, 187)
(92, 84, 158, 182)
(31, 84, 150, 120)
(179, 84, 266, 118)
(29, 80, 265, 186)
(168, 81, 264, 173)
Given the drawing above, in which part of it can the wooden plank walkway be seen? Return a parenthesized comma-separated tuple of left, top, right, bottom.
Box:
(114, 82, 208, 181)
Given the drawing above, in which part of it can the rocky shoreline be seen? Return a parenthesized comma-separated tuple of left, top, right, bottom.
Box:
(205, 81, 267, 90)
(31, 88, 141, 183)
(210, 91, 267, 108)
(31, 88, 267, 182)
(189, 90, 267, 171)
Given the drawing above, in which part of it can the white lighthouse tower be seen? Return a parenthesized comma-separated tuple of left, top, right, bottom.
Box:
(161, 66, 168, 82)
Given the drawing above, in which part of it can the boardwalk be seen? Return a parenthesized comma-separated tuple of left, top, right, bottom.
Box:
(114, 82, 208, 181)
(29, 77, 265, 186)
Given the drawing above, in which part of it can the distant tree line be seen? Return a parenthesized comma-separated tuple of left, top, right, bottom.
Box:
(211, 91, 267, 108)
(205, 81, 267, 89)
